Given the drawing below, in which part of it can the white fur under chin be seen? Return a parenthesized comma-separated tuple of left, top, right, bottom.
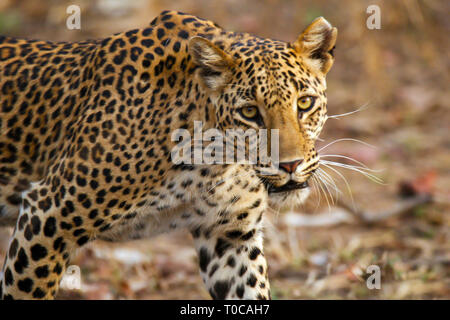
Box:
(268, 187, 311, 211)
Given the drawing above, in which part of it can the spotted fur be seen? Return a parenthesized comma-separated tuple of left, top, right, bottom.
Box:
(0, 11, 337, 299)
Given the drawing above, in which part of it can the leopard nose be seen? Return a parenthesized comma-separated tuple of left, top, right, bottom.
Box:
(279, 159, 303, 174)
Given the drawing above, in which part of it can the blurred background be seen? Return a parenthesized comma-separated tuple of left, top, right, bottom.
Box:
(0, 0, 448, 299)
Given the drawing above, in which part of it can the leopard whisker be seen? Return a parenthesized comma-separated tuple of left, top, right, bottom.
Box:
(313, 171, 331, 211)
(310, 175, 322, 211)
(316, 169, 337, 205)
(315, 172, 333, 206)
(317, 167, 341, 200)
(317, 167, 340, 194)
(319, 154, 377, 170)
(320, 157, 383, 173)
(320, 163, 356, 211)
(320, 160, 385, 185)
(318, 138, 377, 153)
(326, 102, 370, 120)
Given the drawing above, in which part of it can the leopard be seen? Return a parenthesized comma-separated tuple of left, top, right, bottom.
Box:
(0, 10, 337, 299)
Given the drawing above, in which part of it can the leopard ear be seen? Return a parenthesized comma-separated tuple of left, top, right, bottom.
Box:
(293, 17, 337, 74)
(189, 36, 234, 91)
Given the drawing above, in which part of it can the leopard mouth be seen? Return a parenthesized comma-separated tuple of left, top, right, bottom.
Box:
(266, 180, 309, 194)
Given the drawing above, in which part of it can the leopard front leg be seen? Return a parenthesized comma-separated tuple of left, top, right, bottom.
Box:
(0, 182, 84, 299)
(0, 159, 104, 300)
(190, 170, 271, 300)
(0, 173, 101, 300)
(192, 222, 270, 300)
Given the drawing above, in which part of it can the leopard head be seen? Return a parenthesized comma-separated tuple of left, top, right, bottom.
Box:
(189, 17, 337, 208)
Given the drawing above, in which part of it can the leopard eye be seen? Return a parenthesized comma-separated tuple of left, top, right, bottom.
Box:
(297, 96, 316, 114)
(239, 105, 259, 120)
